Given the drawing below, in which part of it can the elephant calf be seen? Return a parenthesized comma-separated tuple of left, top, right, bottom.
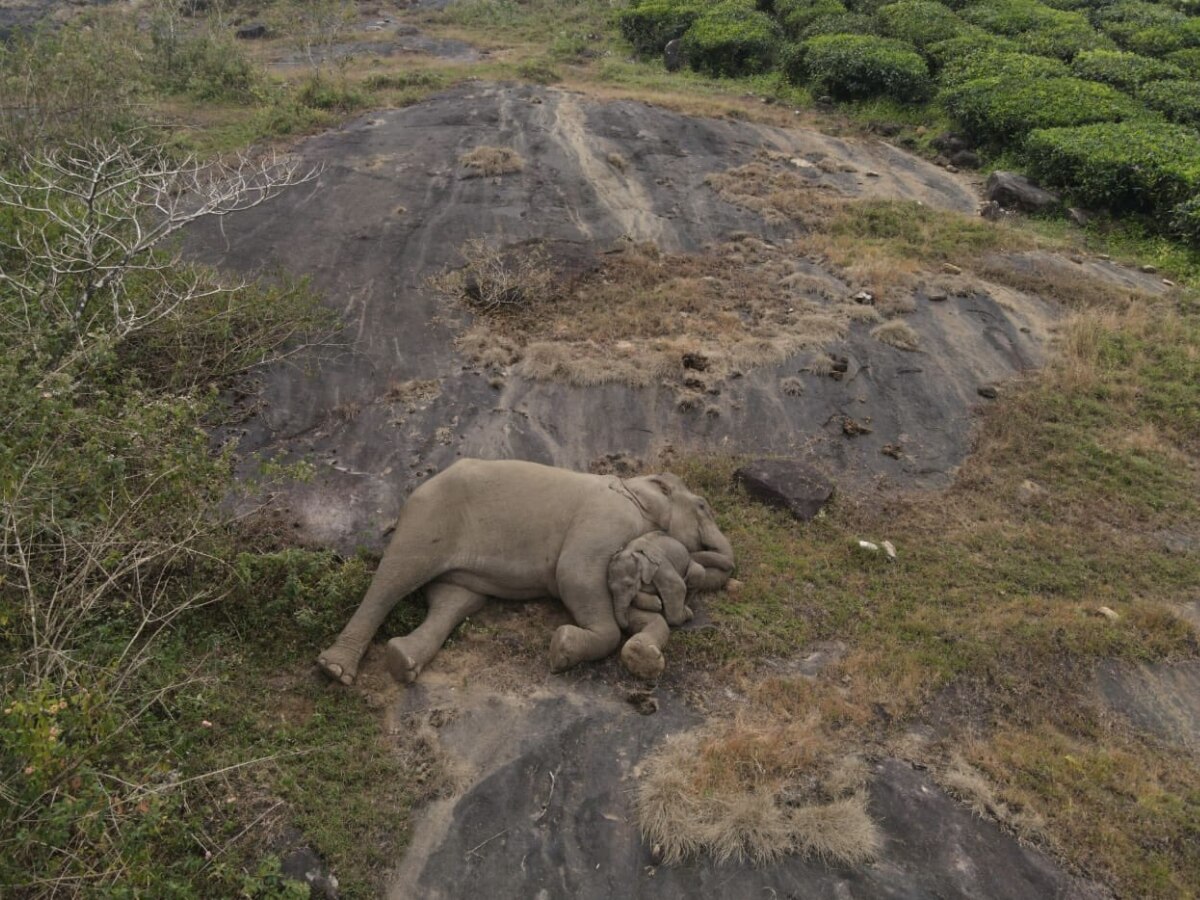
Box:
(608, 531, 703, 629)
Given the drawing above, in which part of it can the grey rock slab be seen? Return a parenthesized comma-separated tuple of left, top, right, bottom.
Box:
(185, 83, 1046, 552)
(1096, 660, 1200, 750)
(389, 682, 1104, 899)
(734, 458, 835, 521)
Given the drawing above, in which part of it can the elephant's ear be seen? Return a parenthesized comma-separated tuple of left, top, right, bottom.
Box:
(625, 476, 674, 529)
(635, 550, 659, 586)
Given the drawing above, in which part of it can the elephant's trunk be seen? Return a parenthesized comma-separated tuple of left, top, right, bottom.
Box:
(689, 527, 734, 592)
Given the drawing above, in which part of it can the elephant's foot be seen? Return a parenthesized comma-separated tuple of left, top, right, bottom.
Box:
(385, 636, 423, 684)
(621, 637, 665, 681)
(317, 643, 360, 685)
(548, 625, 584, 673)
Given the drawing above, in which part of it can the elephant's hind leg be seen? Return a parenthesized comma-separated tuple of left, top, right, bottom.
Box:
(386, 582, 485, 684)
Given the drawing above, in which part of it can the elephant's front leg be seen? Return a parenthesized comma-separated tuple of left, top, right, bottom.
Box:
(385, 582, 486, 684)
(620, 605, 671, 680)
(549, 551, 622, 673)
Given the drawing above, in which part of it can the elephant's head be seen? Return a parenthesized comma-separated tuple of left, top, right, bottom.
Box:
(624, 473, 734, 592)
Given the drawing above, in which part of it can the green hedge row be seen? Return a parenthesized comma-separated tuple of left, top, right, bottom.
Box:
(1071, 48, 1185, 88)
(941, 75, 1146, 142)
(681, 0, 783, 76)
(1025, 121, 1200, 215)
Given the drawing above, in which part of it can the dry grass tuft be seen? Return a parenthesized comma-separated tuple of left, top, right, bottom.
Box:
(939, 755, 1046, 842)
(871, 319, 920, 351)
(637, 720, 881, 867)
(704, 157, 843, 227)
(606, 151, 628, 172)
(431, 237, 866, 388)
(780, 376, 805, 396)
(459, 145, 524, 178)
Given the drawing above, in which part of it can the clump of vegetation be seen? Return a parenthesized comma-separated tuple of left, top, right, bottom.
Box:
(638, 719, 879, 865)
(877, 0, 968, 48)
(459, 146, 526, 177)
(617, 0, 704, 56)
(871, 318, 920, 350)
(1024, 121, 1200, 222)
(791, 34, 931, 101)
(1136, 78, 1200, 125)
(941, 76, 1145, 143)
(1070, 48, 1184, 89)
(938, 49, 1069, 86)
(680, 0, 783, 77)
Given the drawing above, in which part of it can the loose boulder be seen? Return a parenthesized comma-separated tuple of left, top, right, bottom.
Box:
(985, 172, 1060, 214)
(734, 459, 834, 522)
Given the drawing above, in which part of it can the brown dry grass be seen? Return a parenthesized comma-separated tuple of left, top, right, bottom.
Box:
(637, 717, 880, 866)
(432, 237, 870, 388)
(459, 145, 524, 178)
(871, 319, 920, 351)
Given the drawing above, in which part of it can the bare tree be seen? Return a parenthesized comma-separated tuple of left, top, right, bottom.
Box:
(0, 137, 321, 374)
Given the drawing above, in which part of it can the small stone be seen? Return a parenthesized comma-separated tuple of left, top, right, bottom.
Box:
(915, 126, 927, 136)
(1070, 255, 1083, 264)
(928, 292, 948, 302)
(979, 200, 1004, 221)
(864, 170, 881, 178)
(1016, 479, 1046, 505)
(725, 578, 744, 595)
(1163, 279, 1176, 287)
(1096, 606, 1120, 621)
(977, 385, 998, 399)
(1067, 207, 1091, 227)
(841, 416, 872, 436)
(882, 540, 897, 560)
(945, 164, 959, 173)
(943, 263, 963, 275)
(852, 290, 875, 304)
(1140, 264, 1157, 274)
(235, 22, 267, 38)
(1098, 254, 1111, 260)
(858, 540, 880, 552)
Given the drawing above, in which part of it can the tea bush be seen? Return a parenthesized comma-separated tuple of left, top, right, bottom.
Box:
(680, 0, 783, 76)
(877, 0, 967, 46)
(1071, 48, 1185, 88)
(801, 11, 881, 35)
(925, 30, 1021, 68)
(941, 75, 1145, 142)
(795, 33, 931, 99)
(1166, 47, 1200, 74)
(1025, 120, 1200, 213)
(1137, 78, 1200, 124)
(940, 49, 1069, 86)
(617, 0, 704, 55)
(1021, 18, 1114, 57)
(958, 0, 1077, 35)
(775, 0, 848, 36)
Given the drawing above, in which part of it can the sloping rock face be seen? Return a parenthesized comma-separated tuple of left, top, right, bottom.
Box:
(390, 677, 1106, 900)
(188, 83, 1053, 552)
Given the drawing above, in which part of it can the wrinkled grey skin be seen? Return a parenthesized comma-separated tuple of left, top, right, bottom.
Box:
(316, 459, 734, 685)
(608, 532, 704, 629)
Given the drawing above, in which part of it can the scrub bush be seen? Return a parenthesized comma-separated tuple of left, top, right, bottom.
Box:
(1024, 120, 1200, 213)
(942, 75, 1145, 142)
(775, 0, 848, 36)
(940, 50, 1069, 86)
(1071, 49, 1185, 88)
(617, 0, 704, 55)
(681, 0, 784, 75)
(1137, 78, 1200, 125)
(877, 0, 968, 47)
(797, 32, 931, 99)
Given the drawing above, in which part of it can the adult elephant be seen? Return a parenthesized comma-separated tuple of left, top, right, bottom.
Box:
(317, 459, 734, 685)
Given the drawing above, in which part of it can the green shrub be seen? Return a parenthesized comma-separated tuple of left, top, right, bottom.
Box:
(149, 24, 261, 102)
(1093, 1, 1185, 33)
(681, 0, 783, 76)
(942, 75, 1146, 142)
(958, 0, 1074, 35)
(798, 33, 931, 99)
(296, 75, 366, 111)
(617, 0, 704, 55)
(801, 11, 881, 36)
(1022, 20, 1114, 58)
(925, 30, 1020, 68)
(1024, 120, 1200, 213)
(1071, 49, 1186, 88)
(1137, 78, 1200, 125)
(940, 49, 1069, 85)
(1121, 23, 1200, 56)
(1170, 195, 1200, 245)
(775, 0, 847, 37)
(1166, 48, 1200, 75)
(877, 0, 968, 47)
